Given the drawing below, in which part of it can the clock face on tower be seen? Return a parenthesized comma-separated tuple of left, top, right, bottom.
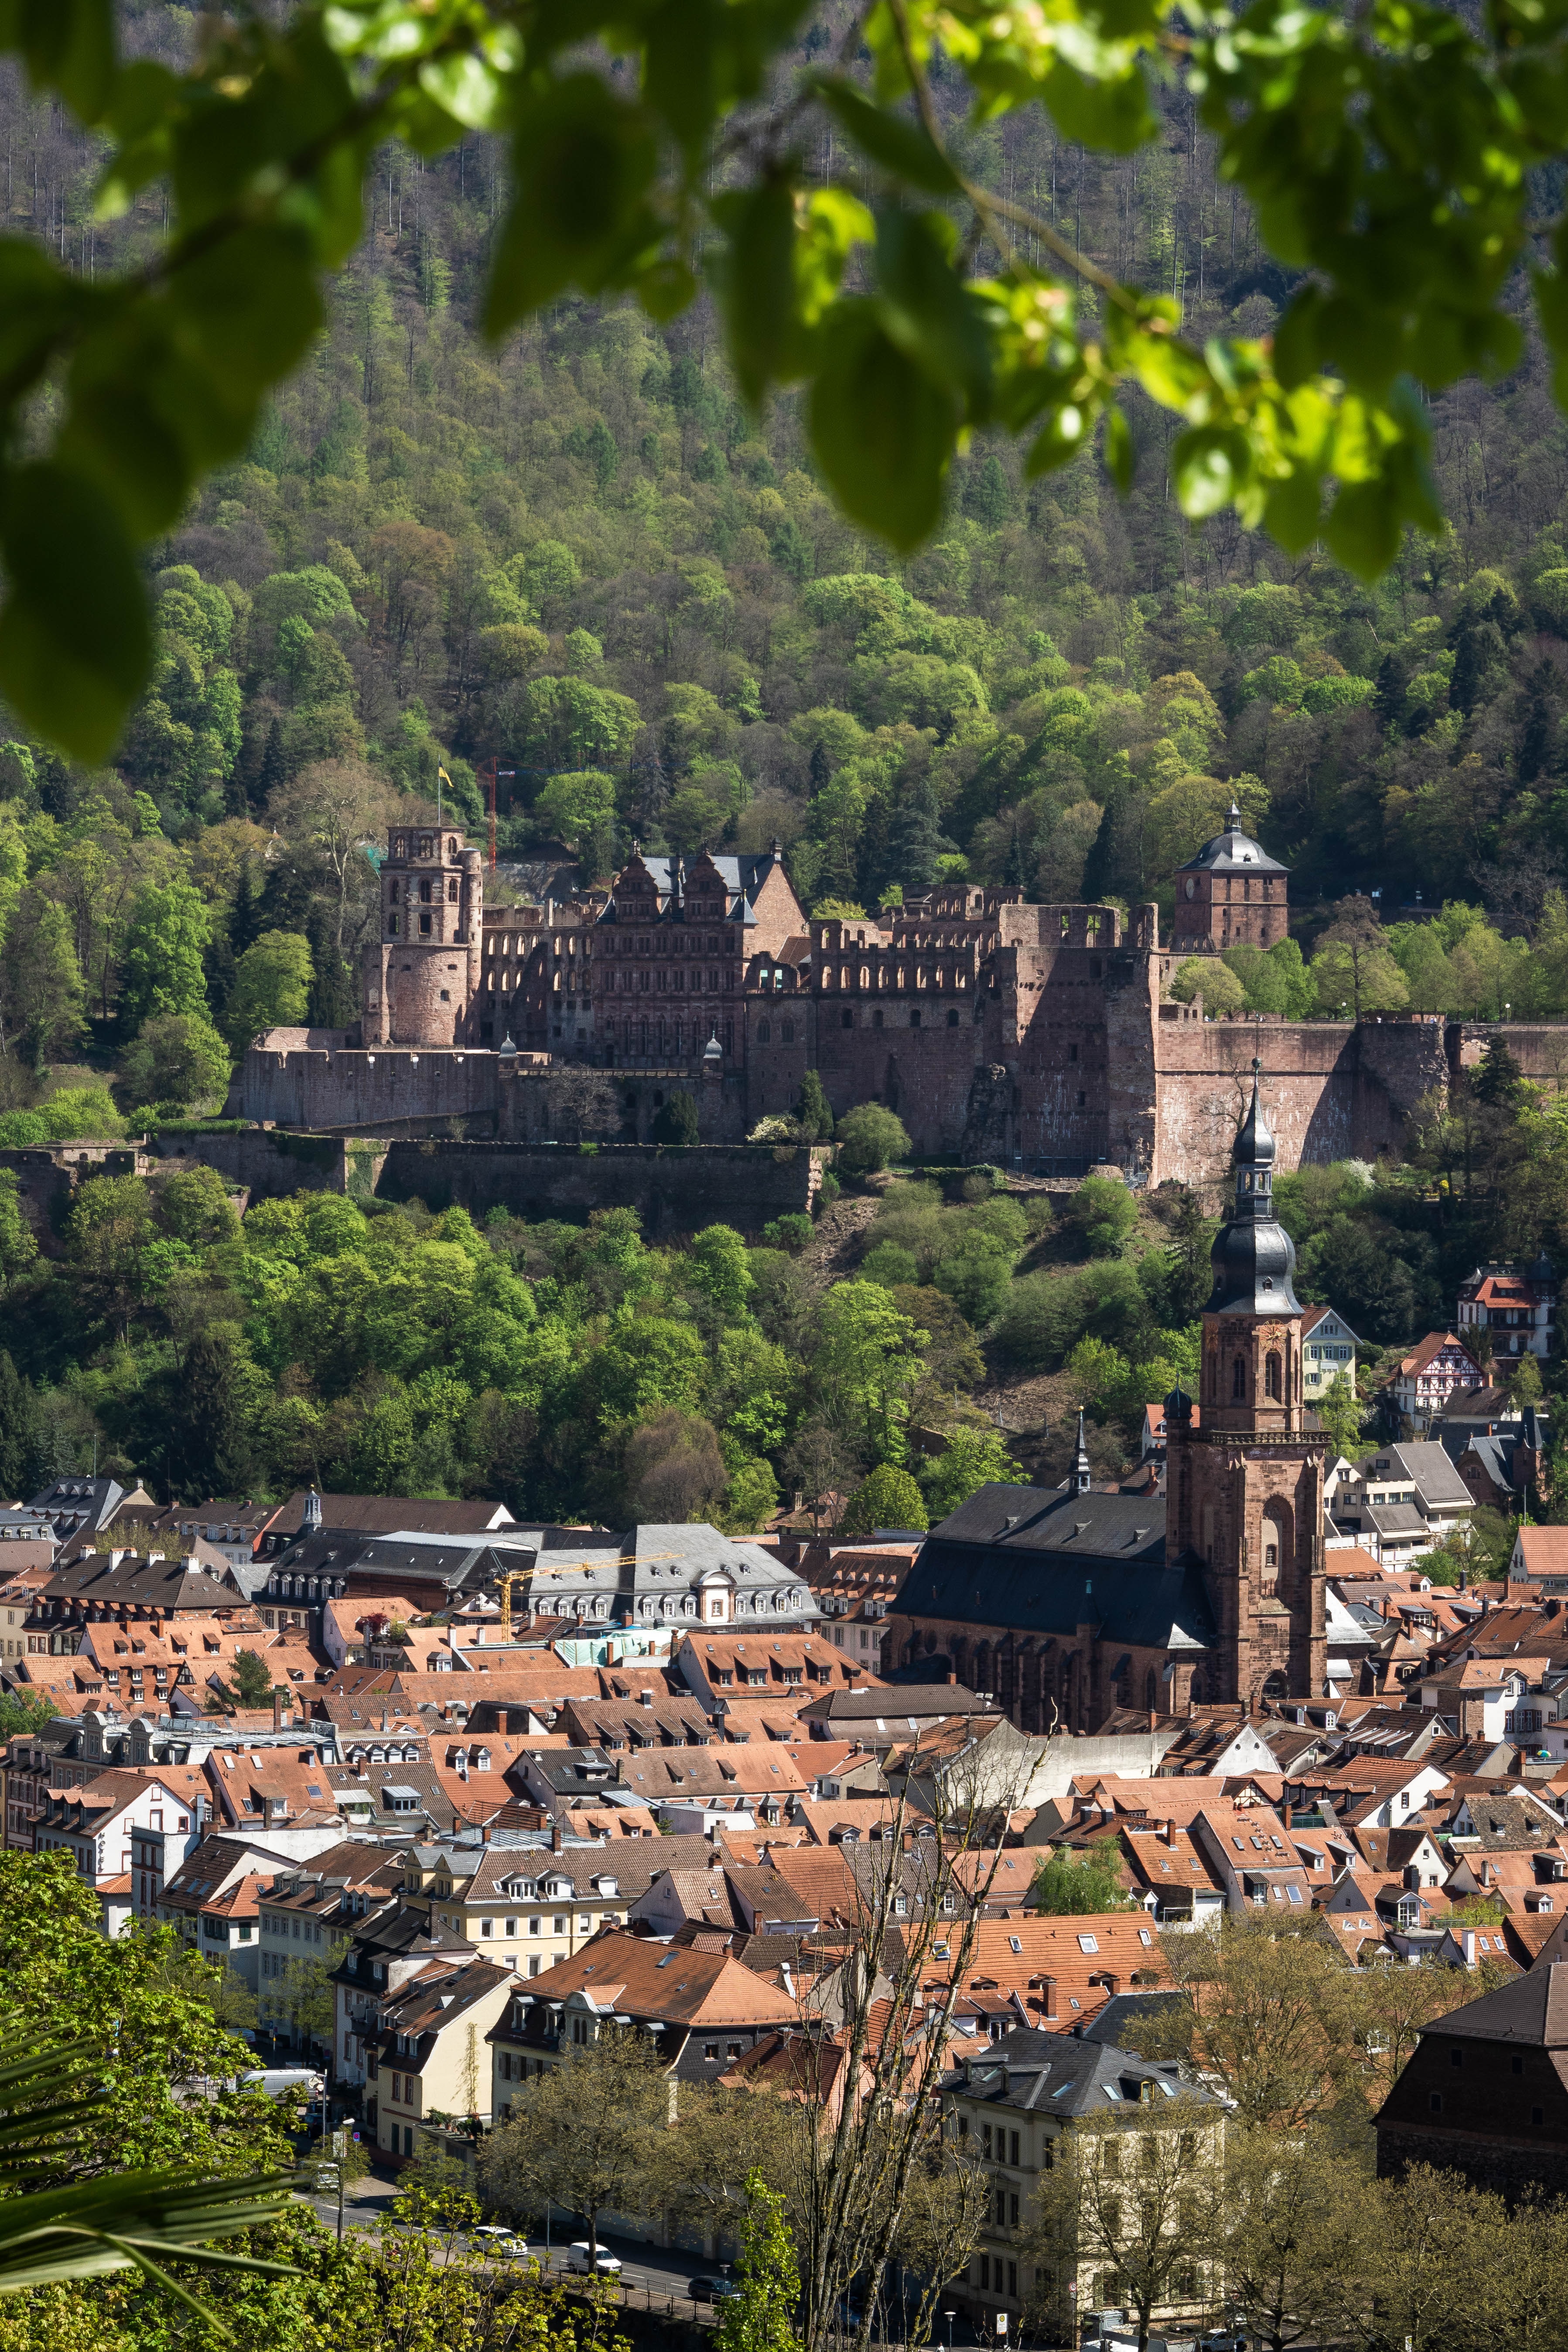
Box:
(1185, 879, 1196, 899)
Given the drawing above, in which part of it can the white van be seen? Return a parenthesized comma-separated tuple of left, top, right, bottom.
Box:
(238, 2068, 325, 2100)
(567, 2243, 622, 2277)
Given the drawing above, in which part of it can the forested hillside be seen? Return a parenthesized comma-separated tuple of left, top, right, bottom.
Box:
(0, 5, 1566, 1504)
(0, 2, 1565, 1083)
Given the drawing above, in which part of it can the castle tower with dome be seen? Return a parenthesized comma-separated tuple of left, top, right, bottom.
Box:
(1171, 803, 1289, 956)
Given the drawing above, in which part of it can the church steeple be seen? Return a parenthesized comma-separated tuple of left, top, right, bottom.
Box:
(1207, 1058, 1301, 1317)
(1164, 1052, 1328, 1710)
(1073, 1409, 1092, 1494)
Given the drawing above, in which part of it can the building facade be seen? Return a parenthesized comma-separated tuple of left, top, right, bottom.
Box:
(1457, 1256, 1558, 1364)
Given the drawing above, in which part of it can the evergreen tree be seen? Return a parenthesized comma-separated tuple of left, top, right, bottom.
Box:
(165, 1331, 257, 1499)
(229, 854, 262, 957)
(1004, 821, 1027, 888)
(0, 1352, 44, 1501)
(1164, 1185, 1213, 1322)
(1517, 660, 1558, 784)
(231, 722, 265, 811)
(808, 739, 830, 795)
(884, 776, 948, 896)
(1473, 1036, 1526, 1106)
(257, 718, 287, 803)
(797, 1070, 834, 1142)
(652, 1091, 700, 1144)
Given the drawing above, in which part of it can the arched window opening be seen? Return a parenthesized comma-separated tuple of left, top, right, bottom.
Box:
(1265, 1350, 1282, 1400)
(1232, 1356, 1247, 1400)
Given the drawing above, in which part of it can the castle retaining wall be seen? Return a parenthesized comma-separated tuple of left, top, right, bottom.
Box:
(373, 1142, 820, 1233)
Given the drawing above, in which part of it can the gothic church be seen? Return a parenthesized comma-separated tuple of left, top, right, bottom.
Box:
(887, 1063, 1328, 1729)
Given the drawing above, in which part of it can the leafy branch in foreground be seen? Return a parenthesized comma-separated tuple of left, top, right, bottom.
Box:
(0, 0, 1565, 755)
(0, 2023, 297, 2335)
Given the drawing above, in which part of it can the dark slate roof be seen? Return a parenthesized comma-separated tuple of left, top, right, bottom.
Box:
(1079, 1991, 1188, 2051)
(1413, 1958, 1568, 2045)
(30, 1477, 126, 1535)
(898, 1484, 1214, 1653)
(1176, 809, 1288, 877)
(940, 2026, 1221, 2116)
(43, 1553, 242, 1610)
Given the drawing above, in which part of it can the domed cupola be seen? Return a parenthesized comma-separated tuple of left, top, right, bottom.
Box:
(1206, 1059, 1302, 1316)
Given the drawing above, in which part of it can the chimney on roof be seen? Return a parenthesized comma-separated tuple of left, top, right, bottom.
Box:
(1161, 1817, 1176, 1846)
(1039, 1975, 1058, 2020)
(551, 1817, 564, 1853)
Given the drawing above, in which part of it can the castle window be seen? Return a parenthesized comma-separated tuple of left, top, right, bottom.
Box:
(389, 880, 400, 903)
(947, 1009, 960, 1026)
(420, 914, 432, 936)
(1232, 1357, 1247, 1400)
(841, 1010, 853, 1029)
(1265, 1351, 1282, 1400)
(388, 915, 399, 936)
(395, 837, 407, 858)
(910, 1009, 921, 1028)
(782, 1022, 794, 1043)
(420, 879, 433, 905)
(448, 838, 458, 858)
(757, 1020, 771, 1043)
(419, 836, 432, 856)
(448, 879, 459, 902)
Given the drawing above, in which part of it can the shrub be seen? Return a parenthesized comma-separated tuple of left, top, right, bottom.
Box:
(862, 1241, 920, 1289)
(836, 1103, 911, 1176)
(1061, 1174, 1138, 1257)
(838, 1463, 928, 1537)
(762, 1213, 813, 1252)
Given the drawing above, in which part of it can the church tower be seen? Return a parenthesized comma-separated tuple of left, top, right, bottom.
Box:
(1166, 1061, 1327, 1707)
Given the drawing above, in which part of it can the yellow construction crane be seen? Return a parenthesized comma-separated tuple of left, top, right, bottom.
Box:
(498, 1568, 533, 1641)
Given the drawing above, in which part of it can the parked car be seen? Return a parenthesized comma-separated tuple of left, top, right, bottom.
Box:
(471, 2227, 529, 2260)
(688, 2277, 741, 2303)
(237, 2068, 324, 2101)
(567, 2243, 621, 2277)
(1200, 2335, 1248, 2352)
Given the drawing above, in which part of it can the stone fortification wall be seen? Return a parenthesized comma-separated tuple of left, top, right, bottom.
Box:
(145, 1128, 358, 1200)
(241, 1035, 527, 1132)
(1150, 1015, 1452, 1189)
(373, 1141, 821, 1233)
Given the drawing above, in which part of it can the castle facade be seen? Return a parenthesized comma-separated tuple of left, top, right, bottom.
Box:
(240, 817, 1485, 1190)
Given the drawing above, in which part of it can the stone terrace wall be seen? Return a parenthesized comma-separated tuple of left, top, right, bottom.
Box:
(374, 1141, 821, 1234)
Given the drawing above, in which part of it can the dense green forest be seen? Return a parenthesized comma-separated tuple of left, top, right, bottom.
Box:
(0, 7, 1568, 1504)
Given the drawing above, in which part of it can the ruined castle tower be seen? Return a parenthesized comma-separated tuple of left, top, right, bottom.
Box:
(1171, 803, 1289, 955)
(1165, 1061, 1327, 1706)
(362, 821, 483, 1048)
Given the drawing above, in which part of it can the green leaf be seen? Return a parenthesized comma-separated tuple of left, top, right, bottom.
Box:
(165, 224, 321, 403)
(0, 0, 116, 124)
(417, 52, 506, 132)
(1270, 287, 1324, 392)
(0, 239, 75, 395)
(485, 75, 658, 338)
(714, 179, 802, 404)
(1261, 465, 1323, 554)
(1323, 477, 1405, 580)
(1041, 55, 1157, 153)
(0, 462, 151, 760)
(1102, 402, 1135, 493)
(875, 207, 993, 410)
(808, 299, 958, 547)
(643, 0, 717, 152)
(1171, 424, 1247, 518)
(816, 78, 961, 195)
